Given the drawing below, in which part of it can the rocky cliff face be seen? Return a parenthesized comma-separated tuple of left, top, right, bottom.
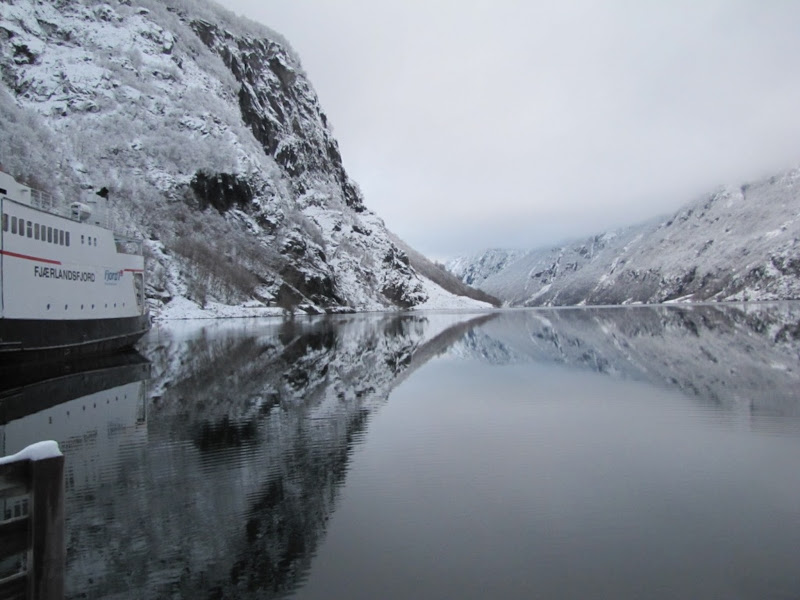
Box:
(449, 168, 800, 306)
(0, 0, 480, 313)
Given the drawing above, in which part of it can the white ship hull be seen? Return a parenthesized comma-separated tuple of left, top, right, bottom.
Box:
(0, 172, 150, 360)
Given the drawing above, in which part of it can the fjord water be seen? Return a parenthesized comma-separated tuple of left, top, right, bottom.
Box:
(2, 305, 799, 598)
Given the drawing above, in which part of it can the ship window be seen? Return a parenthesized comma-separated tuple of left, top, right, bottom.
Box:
(2, 213, 7, 232)
(81, 235, 84, 244)
(66, 232, 70, 246)
(47, 226, 52, 243)
(27, 221, 32, 238)
(34, 223, 40, 239)
(17, 218, 24, 236)
(10, 216, 16, 234)
(59, 230, 65, 245)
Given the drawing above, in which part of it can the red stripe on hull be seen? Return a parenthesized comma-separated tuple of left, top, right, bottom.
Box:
(0, 249, 62, 265)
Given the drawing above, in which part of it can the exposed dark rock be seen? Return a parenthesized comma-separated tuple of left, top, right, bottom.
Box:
(382, 247, 410, 268)
(281, 237, 307, 258)
(381, 282, 416, 308)
(189, 171, 254, 214)
(279, 265, 342, 309)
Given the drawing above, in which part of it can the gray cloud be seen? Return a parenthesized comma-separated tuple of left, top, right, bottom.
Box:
(223, 0, 800, 258)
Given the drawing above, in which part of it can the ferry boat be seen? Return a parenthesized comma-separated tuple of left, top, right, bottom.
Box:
(0, 170, 150, 361)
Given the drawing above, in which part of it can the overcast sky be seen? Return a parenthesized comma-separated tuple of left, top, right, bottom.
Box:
(222, 0, 800, 259)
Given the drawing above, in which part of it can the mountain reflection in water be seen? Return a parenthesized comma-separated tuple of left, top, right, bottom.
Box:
(456, 303, 800, 423)
(0, 304, 797, 599)
(137, 314, 489, 599)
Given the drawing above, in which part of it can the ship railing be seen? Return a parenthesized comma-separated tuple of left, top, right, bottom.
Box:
(114, 235, 144, 256)
(28, 188, 59, 213)
(21, 187, 70, 218)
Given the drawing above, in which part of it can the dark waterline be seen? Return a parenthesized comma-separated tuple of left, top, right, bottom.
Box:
(1, 304, 799, 599)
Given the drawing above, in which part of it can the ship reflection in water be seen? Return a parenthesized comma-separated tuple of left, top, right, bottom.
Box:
(1, 305, 799, 599)
(0, 352, 150, 600)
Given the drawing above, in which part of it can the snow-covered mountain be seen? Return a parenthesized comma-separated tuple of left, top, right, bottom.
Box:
(449, 169, 800, 306)
(0, 0, 488, 315)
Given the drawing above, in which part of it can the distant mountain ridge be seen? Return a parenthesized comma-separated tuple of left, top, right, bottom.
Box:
(449, 168, 800, 306)
(0, 0, 488, 314)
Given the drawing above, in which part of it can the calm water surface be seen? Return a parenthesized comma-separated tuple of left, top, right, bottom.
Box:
(2, 304, 800, 599)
